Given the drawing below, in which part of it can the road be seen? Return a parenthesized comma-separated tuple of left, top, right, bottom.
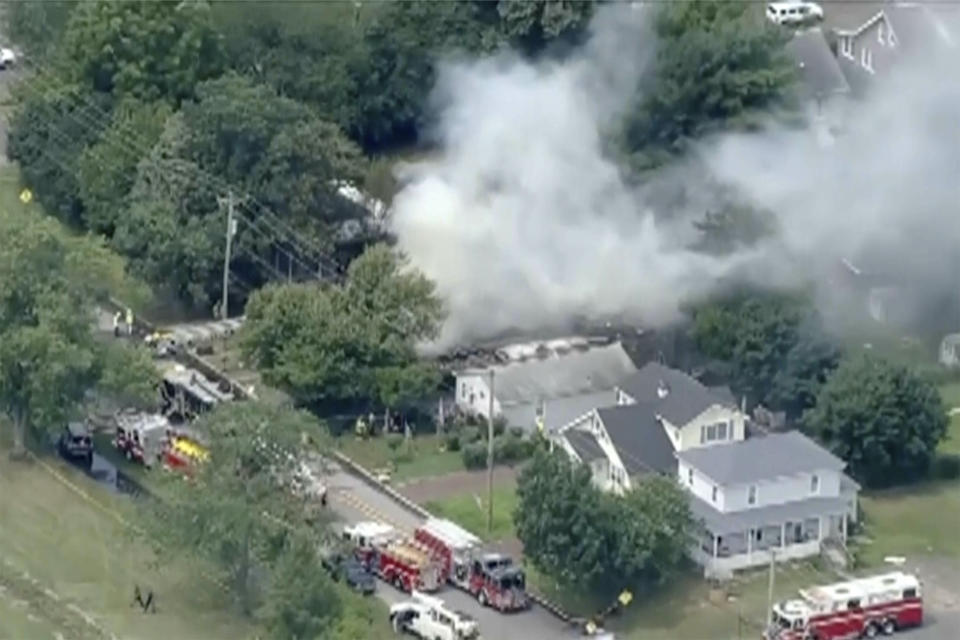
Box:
(319, 459, 583, 640)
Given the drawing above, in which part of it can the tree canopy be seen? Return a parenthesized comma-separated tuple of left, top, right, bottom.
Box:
(513, 448, 693, 594)
(803, 354, 948, 488)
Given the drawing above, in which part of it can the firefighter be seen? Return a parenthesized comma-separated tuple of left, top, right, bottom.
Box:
(355, 415, 368, 439)
(112, 311, 121, 337)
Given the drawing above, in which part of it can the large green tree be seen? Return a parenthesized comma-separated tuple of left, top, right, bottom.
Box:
(513, 449, 692, 593)
(0, 207, 153, 456)
(497, 0, 596, 52)
(3, 0, 78, 60)
(61, 0, 224, 103)
(241, 244, 444, 411)
(803, 354, 947, 488)
(626, 1, 795, 162)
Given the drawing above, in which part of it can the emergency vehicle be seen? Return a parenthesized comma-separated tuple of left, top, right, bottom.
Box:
(114, 411, 171, 467)
(414, 517, 529, 611)
(389, 590, 480, 640)
(765, 572, 922, 640)
(343, 522, 442, 593)
(162, 433, 210, 472)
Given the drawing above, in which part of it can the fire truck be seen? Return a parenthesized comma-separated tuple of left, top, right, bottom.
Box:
(414, 517, 529, 612)
(114, 411, 171, 467)
(765, 572, 923, 640)
(343, 522, 442, 593)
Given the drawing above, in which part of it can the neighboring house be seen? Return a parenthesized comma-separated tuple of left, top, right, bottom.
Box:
(832, 2, 954, 93)
(785, 27, 851, 140)
(680, 431, 860, 578)
(454, 340, 637, 434)
(555, 361, 746, 493)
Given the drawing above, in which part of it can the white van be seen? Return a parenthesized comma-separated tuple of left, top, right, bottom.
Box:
(766, 2, 824, 26)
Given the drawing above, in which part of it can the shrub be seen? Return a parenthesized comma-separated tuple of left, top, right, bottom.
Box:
(385, 433, 403, 450)
(461, 442, 488, 470)
(495, 435, 535, 464)
(461, 426, 482, 444)
(932, 453, 960, 480)
(445, 433, 461, 452)
(509, 426, 525, 439)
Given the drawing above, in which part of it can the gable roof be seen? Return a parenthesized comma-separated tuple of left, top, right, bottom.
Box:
(564, 429, 605, 463)
(596, 405, 676, 475)
(676, 430, 845, 485)
(616, 361, 735, 426)
(462, 342, 637, 406)
(501, 388, 615, 434)
(786, 28, 851, 98)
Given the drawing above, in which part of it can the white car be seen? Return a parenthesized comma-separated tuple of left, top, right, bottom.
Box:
(389, 591, 480, 640)
(766, 2, 824, 26)
(0, 47, 16, 69)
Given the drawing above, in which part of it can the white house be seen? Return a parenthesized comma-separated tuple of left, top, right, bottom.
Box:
(555, 361, 747, 493)
(454, 341, 637, 434)
(678, 431, 860, 578)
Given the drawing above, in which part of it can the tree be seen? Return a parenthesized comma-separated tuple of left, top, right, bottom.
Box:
(61, 0, 224, 103)
(691, 203, 775, 256)
(241, 244, 444, 410)
(0, 208, 152, 456)
(3, 0, 78, 60)
(497, 0, 596, 52)
(141, 402, 329, 613)
(803, 354, 947, 488)
(625, 1, 795, 161)
(258, 534, 342, 640)
(513, 449, 692, 593)
(690, 290, 839, 417)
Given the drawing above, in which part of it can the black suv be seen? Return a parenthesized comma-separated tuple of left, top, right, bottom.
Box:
(58, 421, 94, 465)
(322, 552, 376, 595)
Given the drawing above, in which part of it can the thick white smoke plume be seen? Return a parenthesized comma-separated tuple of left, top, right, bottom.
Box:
(391, 5, 745, 349)
(391, 3, 960, 349)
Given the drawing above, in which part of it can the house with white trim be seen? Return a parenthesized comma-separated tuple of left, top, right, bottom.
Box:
(681, 431, 860, 579)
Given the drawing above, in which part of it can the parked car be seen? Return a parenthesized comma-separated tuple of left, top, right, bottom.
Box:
(58, 421, 93, 464)
(0, 47, 17, 69)
(322, 551, 376, 595)
(766, 2, 823, 26)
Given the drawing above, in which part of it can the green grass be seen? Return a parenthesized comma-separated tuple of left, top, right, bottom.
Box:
(0, 594, 64, 640)
(336, 434, 465, 482)
(423, 486, 518, 542)
(0, 449, 261, 640)
(939, 381, 960, 409)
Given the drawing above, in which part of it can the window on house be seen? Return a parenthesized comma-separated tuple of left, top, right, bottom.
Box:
(862, 47, 873, 72)
(840, 36, 852, 58)
(748, 485, 757, 505)
(717, 422, 727, 440)
(728, 419, 734, 439)
(711, 486, 718, 502)
(755, 528, 763, 542)
(810, 474, 820, 494)
(687, 468, 694, 486)
(460, 383, 466, 399)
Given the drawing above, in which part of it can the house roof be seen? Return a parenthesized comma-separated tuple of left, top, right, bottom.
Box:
(564, 429, 606, 464)
(596, 405, 676, 475)
(500, 388, 615, 434)
(461, 342, 637, 406)
(617, 361, 735, 426)
(690, 494, 851, 535)
(677, 431, 845, 485)
(786, 28, 851, 97)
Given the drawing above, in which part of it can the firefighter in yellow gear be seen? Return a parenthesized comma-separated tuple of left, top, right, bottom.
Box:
(355, 416, 368, 439)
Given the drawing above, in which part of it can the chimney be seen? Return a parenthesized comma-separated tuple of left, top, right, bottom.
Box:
(657, 380, 669, 399)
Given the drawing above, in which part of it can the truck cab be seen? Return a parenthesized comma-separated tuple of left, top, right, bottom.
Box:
(389, 591, 480, 640)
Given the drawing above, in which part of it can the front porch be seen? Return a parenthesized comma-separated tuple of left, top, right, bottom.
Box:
(689, 497, 850, 580)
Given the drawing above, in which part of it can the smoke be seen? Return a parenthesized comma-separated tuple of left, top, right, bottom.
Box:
(391, 3, 960, 350)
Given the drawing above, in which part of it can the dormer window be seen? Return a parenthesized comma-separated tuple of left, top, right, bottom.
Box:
(811, 473, 820, 494)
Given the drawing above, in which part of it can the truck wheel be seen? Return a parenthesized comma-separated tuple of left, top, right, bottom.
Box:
(881, 619, 896, 635)
(864, 622, 879, 638)
(478, 590, 487, 607)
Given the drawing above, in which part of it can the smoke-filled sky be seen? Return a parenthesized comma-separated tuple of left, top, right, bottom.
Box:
(390, 3, 960, 349)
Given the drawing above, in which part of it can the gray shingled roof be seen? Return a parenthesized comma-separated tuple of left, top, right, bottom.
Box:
(786, 28, 851, 98)
(476, 343, 637, 406)
(690, 494, 851, 535)
(501, 389, 616, 434)
(565, 429, 606, 463)
(677, 431, 845, 485)
(596, 405, 676, 475)
(617, 361, 734, 426)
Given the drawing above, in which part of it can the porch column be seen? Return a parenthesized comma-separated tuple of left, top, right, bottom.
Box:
(712, 534, 718, 558)
(817, 516, 823, 541)
(781, 522, 786, 549)
(747, 528, 753, 558)
(841, 513, 847, 542)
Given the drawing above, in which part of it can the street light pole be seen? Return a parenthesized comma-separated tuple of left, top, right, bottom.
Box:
(218, 190, 239, 320)
(486, 369, 495, 534)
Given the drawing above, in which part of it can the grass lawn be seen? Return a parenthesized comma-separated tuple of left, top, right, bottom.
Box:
(0, 449, 260, 640)
(423, 486, 518, 542)
(939, 381, 960, 409)
(336, 433, 465, 482)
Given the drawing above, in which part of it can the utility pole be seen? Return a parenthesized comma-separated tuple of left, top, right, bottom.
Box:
(218, 190, 239, 321)
(486, 369, 495, 534)
(766, 548, 777, 629)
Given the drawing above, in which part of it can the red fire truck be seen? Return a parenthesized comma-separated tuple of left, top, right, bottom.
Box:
(114, 411, 171, 467)
(765, 571, 922, 640)
(343, 522, 442, 593)
(414, 517, 529, 612)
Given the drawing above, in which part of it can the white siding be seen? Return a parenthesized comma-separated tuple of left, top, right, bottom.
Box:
(678, 460, 721, 508)
(721, 469, 842, 513)
(679, 405, 745, 451)
(455, 374, 501, 418)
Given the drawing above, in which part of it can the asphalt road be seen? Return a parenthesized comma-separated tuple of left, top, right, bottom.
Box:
(318, 459, 583, 640)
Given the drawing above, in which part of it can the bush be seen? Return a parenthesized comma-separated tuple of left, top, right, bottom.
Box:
(461, 442, 488, 470)
(495, 435, 535, 464)
(493, 417, 506, 437)
(385, 433, 403, 450)
(509, 426, 525, 439)
(445, 433, 461, 452)
(461, 426, 482, 444)
(932, 453, 960, 480)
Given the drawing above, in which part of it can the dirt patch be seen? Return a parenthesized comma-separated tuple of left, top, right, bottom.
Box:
(397, 467, 518, 504)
